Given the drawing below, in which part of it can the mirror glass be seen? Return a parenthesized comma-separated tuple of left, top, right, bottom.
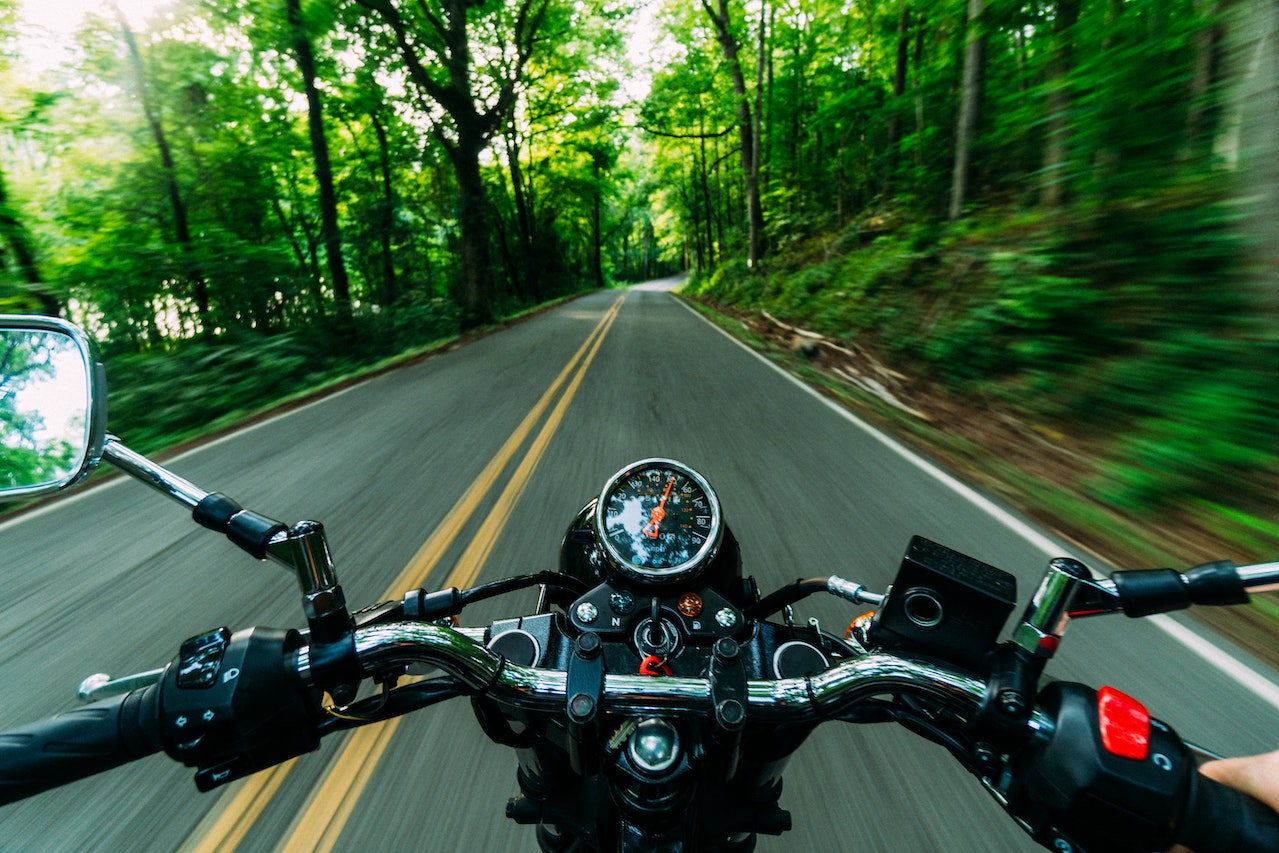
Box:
(0, 324, 96, 497)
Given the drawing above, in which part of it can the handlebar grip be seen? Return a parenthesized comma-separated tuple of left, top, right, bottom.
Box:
(1175, 770, 1279, 853)
(0, 685, 162, 806)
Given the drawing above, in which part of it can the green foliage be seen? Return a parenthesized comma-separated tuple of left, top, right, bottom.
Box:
(913, 246, 1099, 383)
(0, 0, 1272, 542)
(0, 0, 620, 353)
(694, 164, 1276, 520)
(105, 299, 461, 452)
(107, 334, 318, 449)
(1094, 337, 1279, 510)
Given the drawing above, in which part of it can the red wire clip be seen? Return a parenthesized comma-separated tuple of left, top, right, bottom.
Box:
(639, 655, 672, 676)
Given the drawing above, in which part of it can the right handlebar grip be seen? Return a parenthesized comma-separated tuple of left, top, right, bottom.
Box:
(1175, 770, 1279, 853)
(0, 685, 162, 806)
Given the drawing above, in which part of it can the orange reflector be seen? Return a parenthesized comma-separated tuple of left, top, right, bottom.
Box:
(845, 611, 876, 638)
(677, 592, 703, 618)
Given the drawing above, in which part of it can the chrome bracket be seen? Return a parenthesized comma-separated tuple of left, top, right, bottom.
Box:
(1012, 558, 1120, 659)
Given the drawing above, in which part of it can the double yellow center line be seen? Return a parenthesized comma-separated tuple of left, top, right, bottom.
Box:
(181, 294, 625, 853)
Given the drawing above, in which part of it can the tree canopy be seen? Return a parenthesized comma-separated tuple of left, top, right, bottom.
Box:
(0, 0, 1275, 531)
(0, 0, 1265, 340)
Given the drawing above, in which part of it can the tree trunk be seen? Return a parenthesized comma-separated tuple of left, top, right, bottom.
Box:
(886, 6, 910, 193)
(590, 153, 605, 290)
(492, 200, 520, 302)
(789, 24, 801, 200)
(1222, 0, 1279, 326)
(698, 118, 715, 268)
(449, 129, 496, 324)
(913, 12, 927, 170)
(286, 0, 351, 315)
(949, 0, 986, 221)
(701, 0, 765, 266)
(0, 168, 59, 315)
(1183, 0, 1222, 160)
(504, 127, 536, 300)
(765, 2, 775, 188)
(684, 168, 705, 271)
(590, 182, 604, 290)
(1041, 0, 1080, 209)
(115, 5, 210, 329)
(370, 108, 398, 305)
(754, 0, 767, 212)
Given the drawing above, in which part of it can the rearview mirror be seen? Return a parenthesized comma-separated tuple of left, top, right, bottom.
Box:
(0, 315, 106, 500)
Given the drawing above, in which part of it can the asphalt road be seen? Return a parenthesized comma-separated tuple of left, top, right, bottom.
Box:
(2, 284, 1278, 852)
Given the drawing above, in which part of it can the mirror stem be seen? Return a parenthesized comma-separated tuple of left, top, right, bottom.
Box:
(102, 437, 209, 509)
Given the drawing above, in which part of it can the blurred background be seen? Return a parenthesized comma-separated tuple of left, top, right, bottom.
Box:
(3, 0, 1275, 649)
(2, 0, 1275, 545)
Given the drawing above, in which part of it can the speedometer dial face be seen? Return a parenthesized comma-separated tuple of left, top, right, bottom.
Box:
(595, 459, 723, 584)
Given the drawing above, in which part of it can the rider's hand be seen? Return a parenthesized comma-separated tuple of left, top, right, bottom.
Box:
(1195, 750, 1279, 812)
(1168, 749, 1279, 853)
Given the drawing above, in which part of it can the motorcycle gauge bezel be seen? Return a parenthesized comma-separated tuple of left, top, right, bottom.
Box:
(594, 458, 724, 586)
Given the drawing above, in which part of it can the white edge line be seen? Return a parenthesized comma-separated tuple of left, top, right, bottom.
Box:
(675, 295, 1279, 712)
(1151, 615, 1279, 711)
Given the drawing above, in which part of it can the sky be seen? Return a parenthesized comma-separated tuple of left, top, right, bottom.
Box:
(16, 0, 666, 94)
(16, 0, 163, 69)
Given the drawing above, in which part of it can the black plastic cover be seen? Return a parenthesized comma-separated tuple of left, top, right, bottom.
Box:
(1113, 561, 1246, 617)
(193, 493, 242, 532)
(226, 511, 288, 560)
(403, 587, 463, 621)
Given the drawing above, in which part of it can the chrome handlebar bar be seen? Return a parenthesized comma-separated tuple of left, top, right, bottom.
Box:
(294, 621, 1052, 728)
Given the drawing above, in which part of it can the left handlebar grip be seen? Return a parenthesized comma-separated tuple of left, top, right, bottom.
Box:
(0, 685, 162, 806)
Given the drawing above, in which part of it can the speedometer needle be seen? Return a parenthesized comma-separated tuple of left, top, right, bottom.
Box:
(642, 477, 675, 539)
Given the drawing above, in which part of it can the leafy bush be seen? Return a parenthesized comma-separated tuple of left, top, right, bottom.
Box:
(105, 297, 462, 452)
(691, 179, 1275, 520)
(916, 250, 1101, 384)
(1093, 338, 1279, 510)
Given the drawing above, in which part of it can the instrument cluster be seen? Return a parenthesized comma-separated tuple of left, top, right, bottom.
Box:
(593, 458, 724, 587)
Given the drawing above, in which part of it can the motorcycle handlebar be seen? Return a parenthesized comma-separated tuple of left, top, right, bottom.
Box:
(307, 621, 1013, 724)
(0, 685, 163, 806)
(2, 619, 1277, 853)
(319, 622, 1279, 853)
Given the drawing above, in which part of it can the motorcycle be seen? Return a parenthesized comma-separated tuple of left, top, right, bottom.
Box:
(1, 313, 1278, 852)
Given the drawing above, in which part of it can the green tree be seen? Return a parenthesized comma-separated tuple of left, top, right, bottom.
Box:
(284, 0, 351, 314)
(352, 0, 565, 325)
(0, 0, 58, 315)
(699, 0, 765, 266)
(950, 0, 985, 220)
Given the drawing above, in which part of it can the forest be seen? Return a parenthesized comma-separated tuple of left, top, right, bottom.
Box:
(0, 0, 1276, 553)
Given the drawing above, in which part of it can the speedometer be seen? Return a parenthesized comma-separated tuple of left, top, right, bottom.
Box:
(594, 458, 723, 585)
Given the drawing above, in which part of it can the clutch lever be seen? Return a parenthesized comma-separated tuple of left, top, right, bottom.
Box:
(77, 668, 166, 703)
